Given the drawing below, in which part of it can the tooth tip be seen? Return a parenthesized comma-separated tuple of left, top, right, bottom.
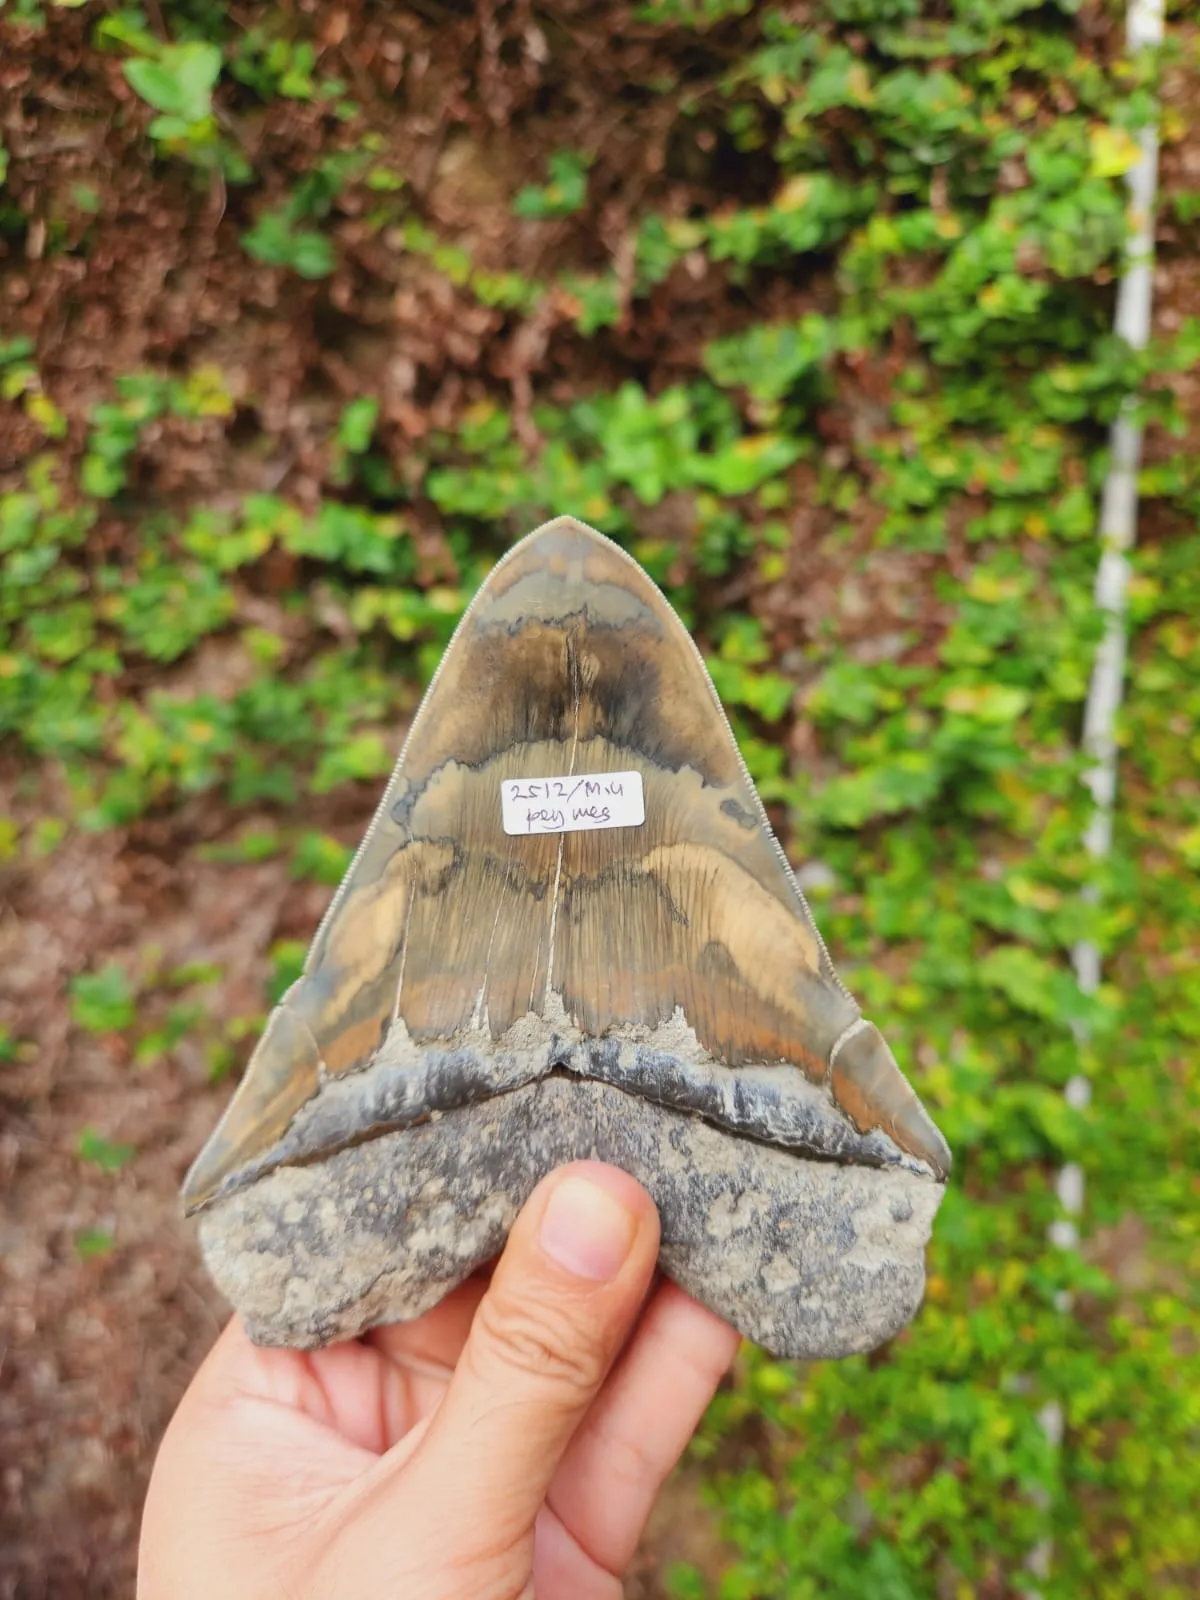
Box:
(498, 515, 623, 579)
(180, 1159, 220, 1215)
(914, 1120, 952, 1181)
(179, 1007, 323, 1212)
(830, 1022, 951, 1180)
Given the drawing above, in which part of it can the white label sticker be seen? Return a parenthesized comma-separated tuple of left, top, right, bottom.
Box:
(500, 771, 645, 836)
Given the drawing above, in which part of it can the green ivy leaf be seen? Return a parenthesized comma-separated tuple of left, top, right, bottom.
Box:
(242, 210, 335, 278)
(266, 939, 308, 1005)
(78, 1127, 137, 1172)
(514, 148, 591, 219)
(290, 831, 354, 885)
(75, 1229, 116, 1261)
(69, 966, 136, 1033)
(977, 945, 1095, 1029)
(336, 397, 380, 454)
(124, 42, 222, 125)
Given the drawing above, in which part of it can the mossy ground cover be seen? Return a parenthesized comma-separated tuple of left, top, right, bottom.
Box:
(1, 1, 1197, 1595)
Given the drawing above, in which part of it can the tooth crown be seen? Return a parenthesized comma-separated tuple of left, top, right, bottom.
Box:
(184, 517, 950, 1356)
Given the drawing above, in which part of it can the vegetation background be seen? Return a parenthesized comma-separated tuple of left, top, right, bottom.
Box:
(1, 0, 1198, 1595)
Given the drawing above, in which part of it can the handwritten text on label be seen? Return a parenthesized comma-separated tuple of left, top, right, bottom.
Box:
(500, 771, 645, 836)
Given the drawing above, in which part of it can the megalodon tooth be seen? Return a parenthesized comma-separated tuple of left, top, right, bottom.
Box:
(184, 516, 950, 1358)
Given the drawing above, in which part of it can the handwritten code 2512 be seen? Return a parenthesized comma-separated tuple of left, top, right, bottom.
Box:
(500, 771, 645, 836)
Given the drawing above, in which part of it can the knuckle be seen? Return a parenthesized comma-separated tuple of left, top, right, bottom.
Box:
(470, 1285, 607, 1399)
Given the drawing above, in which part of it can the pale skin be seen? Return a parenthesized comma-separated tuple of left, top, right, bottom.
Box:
(139, 1161, 741, 1600)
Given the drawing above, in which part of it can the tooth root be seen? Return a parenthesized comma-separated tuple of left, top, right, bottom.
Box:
(830, 1021, 951, 1179)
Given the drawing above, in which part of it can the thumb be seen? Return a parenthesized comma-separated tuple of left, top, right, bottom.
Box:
(405, 1162, 659, 1554)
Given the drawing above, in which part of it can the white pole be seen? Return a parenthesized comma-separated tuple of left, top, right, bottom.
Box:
(1027, 0, 1164, 1589)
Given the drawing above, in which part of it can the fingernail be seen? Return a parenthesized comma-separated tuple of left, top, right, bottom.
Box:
(539, 1175, 638, 1282)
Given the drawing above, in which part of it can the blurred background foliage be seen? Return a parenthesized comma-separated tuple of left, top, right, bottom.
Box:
(1, 0, 1197, 1595)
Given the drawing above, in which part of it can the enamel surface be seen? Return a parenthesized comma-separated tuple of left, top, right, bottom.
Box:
(183, 516, 950, 1213)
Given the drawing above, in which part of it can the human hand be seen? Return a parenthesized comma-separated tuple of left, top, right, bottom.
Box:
(139, 1161, 740, 1599)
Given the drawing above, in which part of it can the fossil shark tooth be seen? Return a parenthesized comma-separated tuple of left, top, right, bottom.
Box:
(183, 515, 950, 1358)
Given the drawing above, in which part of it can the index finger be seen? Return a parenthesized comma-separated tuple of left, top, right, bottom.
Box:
(542, 1278, 741, 1578)
(363, 1270, 491, 1379)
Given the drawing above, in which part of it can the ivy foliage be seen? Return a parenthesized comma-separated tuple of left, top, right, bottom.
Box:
(2, 1, 1198, 1596)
